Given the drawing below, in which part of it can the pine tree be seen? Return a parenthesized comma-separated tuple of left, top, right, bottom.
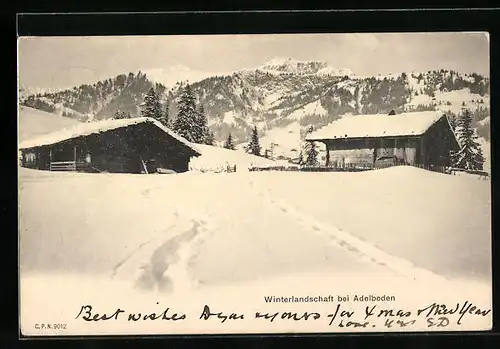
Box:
(475, 147, 485, 170)
(247, 126, 261, 156)
(196, 105, 210, 144)
(304, 141, 319, 166)
(300, 125, 318, 166)
(114, 110, 131, 119)
(205, 131, 215, 146)
(172, 84, 201, 142)
(140, 87, 163, 123)
(297, 149, 304, 165)
(223, 133, 235, 150)
(452, 108, 485, 170)
(163, 103, 170, 127)
(447, 112, 457, 132)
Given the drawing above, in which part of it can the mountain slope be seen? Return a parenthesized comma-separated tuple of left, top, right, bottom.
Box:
(19, 72, 166, 122)
(19, 60, 490, 149)
(18, 106, 81, 143)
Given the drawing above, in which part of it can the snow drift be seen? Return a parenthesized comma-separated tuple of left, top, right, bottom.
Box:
(18, 106, 81, 143)
(189, 144, 277, 172)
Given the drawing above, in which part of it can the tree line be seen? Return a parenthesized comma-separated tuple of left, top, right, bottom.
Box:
(115, 84, 215, 145)
(119, 84, 268, 155)
(123, 83, 321, 164)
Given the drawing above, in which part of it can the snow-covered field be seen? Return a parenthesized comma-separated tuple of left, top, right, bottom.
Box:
(19, 165, 491, 334)
(251, 167, 491, 283)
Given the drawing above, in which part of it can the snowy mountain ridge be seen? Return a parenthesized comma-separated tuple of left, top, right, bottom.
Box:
(253, 58, 355, 77)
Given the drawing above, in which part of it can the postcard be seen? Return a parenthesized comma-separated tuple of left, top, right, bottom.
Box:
(18, 32, 491, 336)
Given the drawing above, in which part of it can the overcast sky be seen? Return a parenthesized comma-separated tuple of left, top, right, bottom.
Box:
(18, 32, 489, 90)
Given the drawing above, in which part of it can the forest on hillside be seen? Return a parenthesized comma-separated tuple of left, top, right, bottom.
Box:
(19, 68, 490, 143)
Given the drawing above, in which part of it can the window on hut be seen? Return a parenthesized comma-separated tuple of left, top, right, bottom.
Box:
(24, 151, 37, 163)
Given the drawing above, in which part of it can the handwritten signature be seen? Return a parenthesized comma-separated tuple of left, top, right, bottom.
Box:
(416, 301, 491, 325)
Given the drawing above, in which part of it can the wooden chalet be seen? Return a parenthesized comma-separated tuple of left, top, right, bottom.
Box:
(18, 117, 201, 174)
(306, 110, 460, 171)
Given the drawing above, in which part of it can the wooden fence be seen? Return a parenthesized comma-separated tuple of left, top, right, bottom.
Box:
(448, 167, 490, 180)
(49, 161, 90, 172)
(225, 165, 237, 173)
(197, 165, 237, 173)
(408, 163, 449, 174)
(249, 166, 300, 172)
(249, 162, 375, 172)
(248, 162, 480, 176)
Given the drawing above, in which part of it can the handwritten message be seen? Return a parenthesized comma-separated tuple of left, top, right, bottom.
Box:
(71, 301, 491, 330)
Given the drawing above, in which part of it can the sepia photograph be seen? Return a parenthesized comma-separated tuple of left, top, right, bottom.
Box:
(17, 32, 491, 336)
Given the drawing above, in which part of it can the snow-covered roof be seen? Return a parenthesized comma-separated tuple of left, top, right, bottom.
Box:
(306, 111, 446, 141)
(18, 117, 201, 155)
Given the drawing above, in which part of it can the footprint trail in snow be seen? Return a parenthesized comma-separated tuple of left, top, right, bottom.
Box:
(111, 208, 216, 294)
(248, 178, 449, 284)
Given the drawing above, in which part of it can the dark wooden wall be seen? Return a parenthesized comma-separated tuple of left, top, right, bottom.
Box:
(319, 116, 459, 169)
(20, 147, 50, 170)
(420, 117, 460, 168)
(324, 136, 420, 167)
(21, 122, 199, 173)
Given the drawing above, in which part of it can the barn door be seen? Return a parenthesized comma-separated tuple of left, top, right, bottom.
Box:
(377, 138, 394, 158)
(404, 138, 417, 165)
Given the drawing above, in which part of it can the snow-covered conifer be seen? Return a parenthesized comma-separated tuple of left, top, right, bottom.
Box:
(223, 133, 235, 150)
(247, 126, 261, 156)
(304, 141, 319, 166)
(172, 84, 200, 142)
(140, 87, 163, 123)
(452, 108, 485, 170)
